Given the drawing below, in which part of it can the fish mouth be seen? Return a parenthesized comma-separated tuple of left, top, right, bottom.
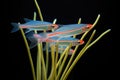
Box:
(79, 40, 84, 45)
(52, 24, 59, 29)
(86, 24, 93, 29)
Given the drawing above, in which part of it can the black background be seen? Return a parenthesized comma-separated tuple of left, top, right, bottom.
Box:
(6, 0, 114, 80)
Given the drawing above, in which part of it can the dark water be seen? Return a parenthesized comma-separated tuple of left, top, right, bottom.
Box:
(6, 0, 114, 80)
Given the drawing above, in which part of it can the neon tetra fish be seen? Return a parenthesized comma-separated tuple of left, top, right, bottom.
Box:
(46, 24, 92, 37)
(43, 45, 75, 55)
(27, 31, 84, 55)
(26, 23, 92, 48)
(11, 19, 58, 33)
(27, 33, 84, 49)
(57, 46, 74, 55)
(32, 24, 92, 39)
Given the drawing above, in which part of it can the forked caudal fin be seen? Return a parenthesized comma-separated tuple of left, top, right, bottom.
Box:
(27, 36, 38, 49)
(11, 23, 20, 33)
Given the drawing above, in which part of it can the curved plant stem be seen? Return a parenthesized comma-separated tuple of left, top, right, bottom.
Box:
(57, 53, 62, 80)
(62, 29, 111, 80)
(51, 19, 58, 78)
(55, 43, 59, 78)
(73, 18, 81, 38)
(45, 42, 49, 77)
(52, 18, 57, 32)
(48, 45, 55, 80)
(33, 24, 42, 80)
(56, 46, 70, 69)
(36, 43, 42, 80)
(32, 12, 42, 80)
(33, 11, 47, 80)
(34, 0, 47, 79)
(41, 43, 47, 80)
(19, 27, 36, 80)
(60, 18, 82, 80)
(80, 14, 100, 40)
(34, 0, 43, 21)
(37, 42, 47, 80)
(62, 30, 96, 80)
(77, 18, 81, 24)
(86, 29, 111, 50)
(60, 46, 79, 80)
(56, 44, 72, 80)
(33, 12, 37, 21)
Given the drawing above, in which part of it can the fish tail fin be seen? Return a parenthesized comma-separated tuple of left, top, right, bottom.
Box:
(11, 23, 19, 33)
(27, 36, 38, 49)
(25, 31, 34, 38)
(25, 31, 38, 49)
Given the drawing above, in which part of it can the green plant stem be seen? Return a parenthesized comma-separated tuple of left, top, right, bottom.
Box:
(60, 18, 81, 80)
(55, 43, 59, 78)
(60, 45, 79, 80)
(19, 27, 36, 80)
(62, 30, 96, 80)
(46, 19, 58, 79)
(56, 46, 70, 69)
(57, 53, 62, 80)
(62, 29, 111, 80)
(73, 18, 81, 38)
(56, 44, 71, 80)
(41, 43, 47, 80)
(32, 12, 42, 80)
(33, 0, 47, 79)
(45, 42, 49, 77)
(77, 18, 81, 24)
(34, 0, 43, 21)
(38, 42, 47, 80)
(48, 45, 55, 80)
(36, 32, 47, 80)
(86, 29, 111, 50)
(33, 12, 37, 21)
(36, 43, 42, 80)
(80, 14, 100, 40)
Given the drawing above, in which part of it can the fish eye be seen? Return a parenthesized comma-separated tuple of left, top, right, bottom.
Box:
(86, 24, 92, 29)
(52, 24, 59, 29)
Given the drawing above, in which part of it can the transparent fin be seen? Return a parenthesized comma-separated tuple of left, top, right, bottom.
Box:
(23, 18, 32, 22)
(24, 29, 32, 34)
(27, 36, 38, 49)
(11, 23, 19, 33)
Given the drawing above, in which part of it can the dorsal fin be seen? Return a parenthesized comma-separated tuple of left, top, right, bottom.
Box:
(24, 18, 32, 22)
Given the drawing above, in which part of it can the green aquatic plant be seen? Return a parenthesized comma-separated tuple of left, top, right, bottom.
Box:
(13, 0, 111, 80)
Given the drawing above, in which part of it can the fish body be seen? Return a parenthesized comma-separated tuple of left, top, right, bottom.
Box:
(46, 24, 92, 37)
(44, 45, 74, 55)
(26, 23, 91, 48)
(27, 33, 84, 48)
(11, 19, 58, 33)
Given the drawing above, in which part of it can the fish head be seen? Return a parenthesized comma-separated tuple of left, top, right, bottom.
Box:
(79, 40, 85, 45)
(86, 24, 93, 29)
(51, 24, 59, 29)
(81, 24, 92, 32)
